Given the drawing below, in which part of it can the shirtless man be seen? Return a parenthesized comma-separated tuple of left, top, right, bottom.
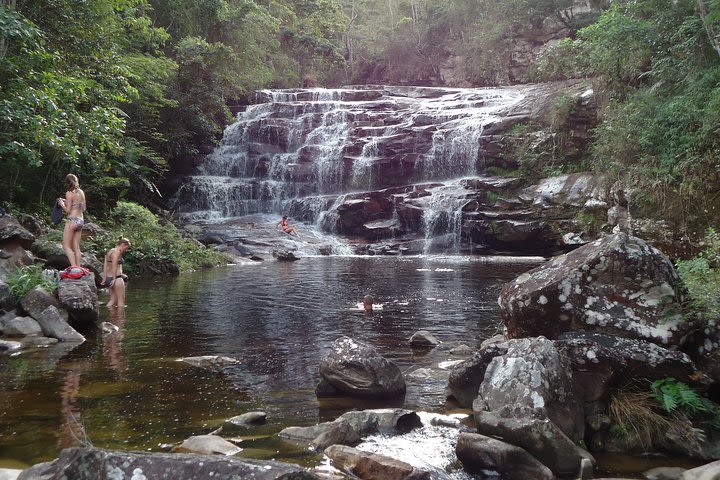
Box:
(102, 237, 131, 308)
(277, 215, 300, 237)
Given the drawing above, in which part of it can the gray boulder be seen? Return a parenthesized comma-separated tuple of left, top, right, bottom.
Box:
(446, 341, 511, 407)
(0, 215, 34, 250)
(499, 233, 689, 346)
(0, 339, 22, 351)
(0, 309, 17, 333)
(644, 466, 687, 480)
(57, 275, 98, 325)
(0, 468, 22, 480)
(34, 306, 85, 342)
(474, 337, 583, 442)
(279, 419, 360, 451)
(318, 336, 406, 399)
(20, 287, 67, 323)
(474, 410, 583, 476)
(178, 435, 241, 456)
(31, 241, 102, 283)
(455, 433, 554, 480)
(17, 447, 320, 480)
(4, 316, 42, 337)
(324, 444, 431, 480)
(272, 249, 299, 261)
(557, 332, 697, 401)
(338, 409, 423, 436)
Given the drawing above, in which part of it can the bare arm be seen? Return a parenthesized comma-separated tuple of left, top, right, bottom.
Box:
(59, 191, 73, 213)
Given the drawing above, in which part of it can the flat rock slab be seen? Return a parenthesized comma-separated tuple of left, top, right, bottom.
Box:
(178, 435, 241, 456)
(324, 444, 431, 480)
(455, 433, 554, 480)
(17, 447, 320, 480)
(35, 306, 85, 342)
(177, 356, 240, 371)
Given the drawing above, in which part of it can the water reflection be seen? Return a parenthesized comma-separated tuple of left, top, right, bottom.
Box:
(0, 256, 533, 466)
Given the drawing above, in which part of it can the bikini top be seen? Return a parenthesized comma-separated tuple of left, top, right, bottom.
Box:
(70, 190, 86, 211)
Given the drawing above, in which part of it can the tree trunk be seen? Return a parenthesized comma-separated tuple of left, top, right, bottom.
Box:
(697, 0, 720, 59)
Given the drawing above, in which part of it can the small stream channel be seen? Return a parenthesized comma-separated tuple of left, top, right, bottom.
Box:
(0, 256, 701, 477)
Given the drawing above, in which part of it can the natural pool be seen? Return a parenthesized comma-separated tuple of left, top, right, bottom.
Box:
(0, 255, 701, 478)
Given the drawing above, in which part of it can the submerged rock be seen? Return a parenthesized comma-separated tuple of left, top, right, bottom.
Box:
(227, 411, 267, 426)
(177, 355, 240, 371)
(409, 330, 440, 348)
(324, 444, 431, 480)
(499, 233, 689, 346)
(318, 336, 406, 399)
(17, 447, 320, 480)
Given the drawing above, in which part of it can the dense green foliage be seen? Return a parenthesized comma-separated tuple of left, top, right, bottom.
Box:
(5, 264, 55, 299)
(677, 228, 720, 322)
(82, 201, 229, 274)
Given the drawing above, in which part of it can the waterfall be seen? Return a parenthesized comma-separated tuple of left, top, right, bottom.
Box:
(421, 181, 473, 254)
(172, 85, 527, 251)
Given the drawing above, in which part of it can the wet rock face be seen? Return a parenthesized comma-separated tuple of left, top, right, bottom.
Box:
(446, 341, 511, 407)
(474, 337, 583, 442)
(17, 447, 321, 480)
(318, 336, 406, 399)
(499, 233, 689, 346)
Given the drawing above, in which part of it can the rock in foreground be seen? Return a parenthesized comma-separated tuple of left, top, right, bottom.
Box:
(17, 447, 320, 480)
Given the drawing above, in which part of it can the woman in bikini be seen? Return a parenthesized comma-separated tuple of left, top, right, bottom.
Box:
(102, 237, 131, 308)
(57, 174, 86, 268)
(276, 215, 300, 237)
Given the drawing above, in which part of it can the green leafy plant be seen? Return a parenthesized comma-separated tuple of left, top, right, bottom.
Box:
(5, 264, 55, 299)
(650, 378, 717, 417)
(677, 228, 720, 322)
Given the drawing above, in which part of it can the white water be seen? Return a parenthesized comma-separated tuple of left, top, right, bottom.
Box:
(172, 86, 526, 248)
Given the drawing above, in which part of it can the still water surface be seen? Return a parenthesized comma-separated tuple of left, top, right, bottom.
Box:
(0, 256, 532, 469)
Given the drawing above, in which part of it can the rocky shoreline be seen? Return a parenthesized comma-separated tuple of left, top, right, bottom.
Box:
(3, 231, 719, 479)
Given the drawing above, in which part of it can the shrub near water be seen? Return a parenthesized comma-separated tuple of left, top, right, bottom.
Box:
(677, 228, 720, 323)
(5, 264, 55, 299)
(88, 201, 228, 275)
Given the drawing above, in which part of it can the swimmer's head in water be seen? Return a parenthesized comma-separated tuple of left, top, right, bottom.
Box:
(362, 295, 373, 311)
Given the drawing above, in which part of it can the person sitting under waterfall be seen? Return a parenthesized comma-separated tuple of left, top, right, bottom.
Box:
(277, 215, 300, 237)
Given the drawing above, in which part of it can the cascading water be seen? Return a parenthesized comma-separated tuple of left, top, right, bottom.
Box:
(171, 85, 527, 250)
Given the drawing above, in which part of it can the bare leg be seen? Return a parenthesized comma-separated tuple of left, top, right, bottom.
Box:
(72, 227, 82, 267)
(114, 277, 126, 308)
(107, 283, 117, 307)
(62, 221, 76, 267)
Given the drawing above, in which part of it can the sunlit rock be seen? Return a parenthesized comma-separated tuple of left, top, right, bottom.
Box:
(0, 339, 22, 351)
(324, 444, 431, 480)
(446, 341, 510, 407)
(455, 433, 554, 480)
(499, 233, 690, 346)
(318, 336, 406, 399)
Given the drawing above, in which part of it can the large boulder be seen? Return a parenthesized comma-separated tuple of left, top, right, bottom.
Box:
(57, 275, 98, 325)
(17, 447, 320, 480)
(680, 460, 720, 480)
(4, 316, 42, 337)
(557, 332, 697, 400)
(474, 337, 583, 442)
(446, 341, 511, 407)
(31, 240, 103, 283)
(455, 433, 554, 480)
(0, 215, 35, 250)
(318, 336, 406, 399)
(474, 410, 583, 476)
(34, 306, 85, 342)
(337, 409, 423, 436)
(20, 287, 67, 322)
(278, 419, 360, 450)
(324, 445, 431, 480)
(499, 233, 689, 346)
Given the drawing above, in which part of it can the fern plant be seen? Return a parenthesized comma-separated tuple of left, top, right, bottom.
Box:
(650, 378, 717, 417)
